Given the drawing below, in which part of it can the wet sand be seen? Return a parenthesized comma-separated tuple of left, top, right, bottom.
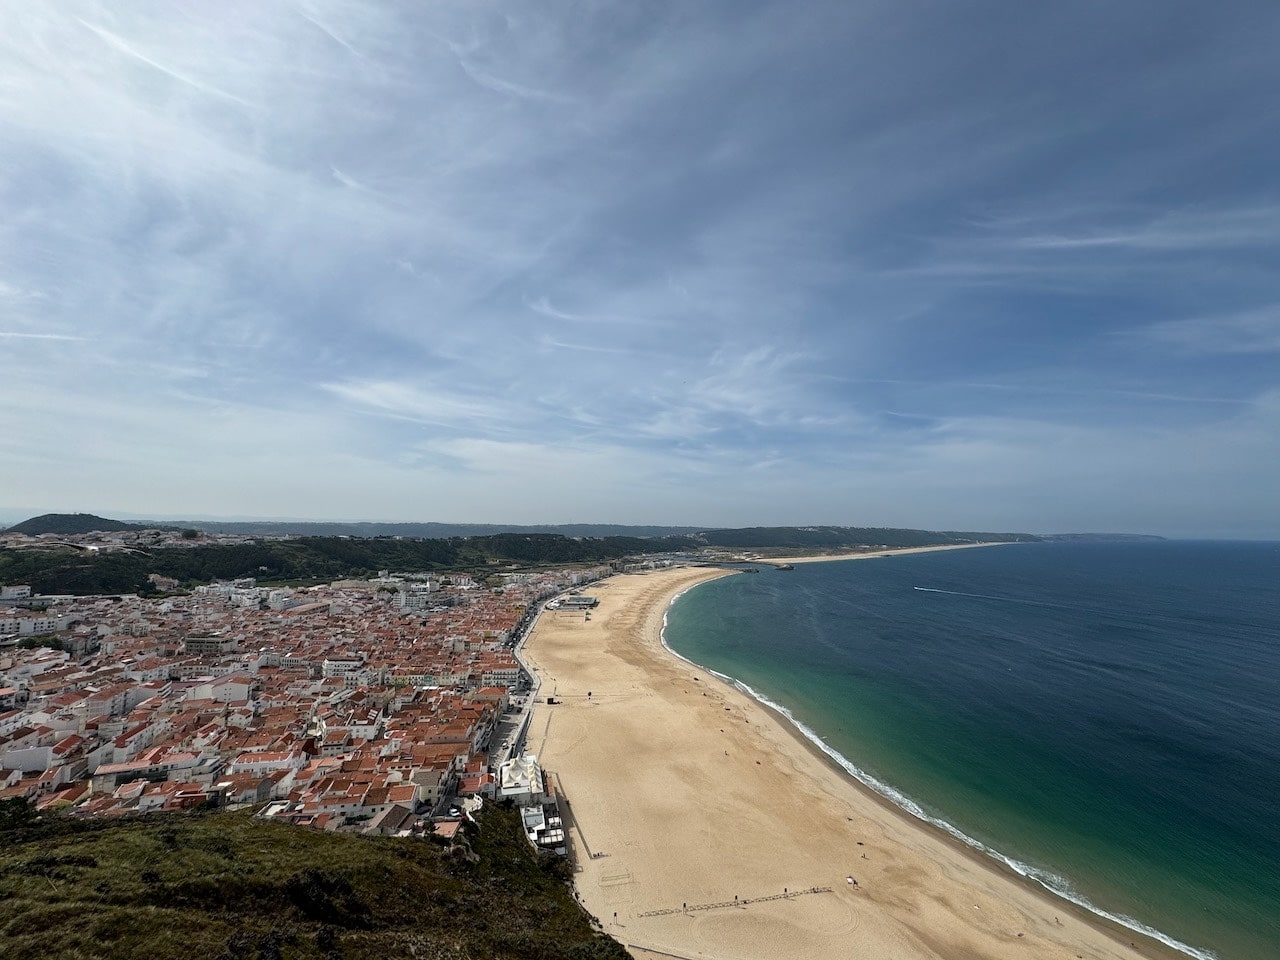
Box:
(523, 563, 1181, 960)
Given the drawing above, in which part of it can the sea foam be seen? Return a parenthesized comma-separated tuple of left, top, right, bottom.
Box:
(660, 587, 1219, 960)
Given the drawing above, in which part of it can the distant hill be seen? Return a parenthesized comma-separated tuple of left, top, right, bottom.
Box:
(172, 520, 705, 538)
(166, 519, 1039, 546)
(0, 533, 685, 595)
(690, 526, 1040, 549)
(5, 513, 159, 536)
(4, 514, 1048, 547)
(2, 525, 1048, 596)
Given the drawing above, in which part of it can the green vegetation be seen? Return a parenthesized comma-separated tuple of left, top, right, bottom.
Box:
(172, 521, 705, 539)
(0, 799, 625, 960)
(692, 526, 1040, 549)
(1, 524, 1046, 597)
(4, 514, 159, 537)
(15, 637, 64, 652)
(0, 535, 670, 596)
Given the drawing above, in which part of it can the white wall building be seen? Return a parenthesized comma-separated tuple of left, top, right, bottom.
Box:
(498, 753, 544, 806)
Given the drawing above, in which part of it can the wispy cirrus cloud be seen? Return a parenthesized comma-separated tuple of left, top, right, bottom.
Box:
(322, 379, 510, 431)
(1137, 307, 1280, 355)
(73, 17, 256, 107)
(998, 205, 1280, 253)
(1, 1, 1279, 536)
(0, 331, 88, 341)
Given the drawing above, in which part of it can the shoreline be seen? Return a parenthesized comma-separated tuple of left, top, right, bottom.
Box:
(665, 545, 1210, 960)
(523, 561, 1191, 960)
(658, 590, 1206, 960)
(743, 540, 1018, 567)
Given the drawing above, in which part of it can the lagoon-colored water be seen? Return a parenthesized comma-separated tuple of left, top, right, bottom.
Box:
(664, 542, 1280, 960)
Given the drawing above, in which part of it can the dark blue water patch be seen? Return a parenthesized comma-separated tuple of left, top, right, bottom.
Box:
(665, 542, 1280, 960)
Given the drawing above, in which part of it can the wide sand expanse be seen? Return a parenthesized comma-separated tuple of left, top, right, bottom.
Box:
(757, 542, 1016, 565)
(522, 564, 1180, 960)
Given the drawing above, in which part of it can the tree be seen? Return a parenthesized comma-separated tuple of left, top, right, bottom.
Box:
(17, 636, 64, 652)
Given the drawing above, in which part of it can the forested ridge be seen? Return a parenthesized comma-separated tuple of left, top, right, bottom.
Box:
(1, 520, 1042, 596)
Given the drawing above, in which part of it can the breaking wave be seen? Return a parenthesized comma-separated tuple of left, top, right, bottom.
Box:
(661, 586, 1218, 960)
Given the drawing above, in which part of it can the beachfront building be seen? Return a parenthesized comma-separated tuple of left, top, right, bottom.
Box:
(494, 752, 567, 857)
(520, 799, 566, 856)
(497, 753, 543, 806)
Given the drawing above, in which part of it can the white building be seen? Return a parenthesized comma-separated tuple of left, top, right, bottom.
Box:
(322, 656, 364, 680)
(397, 588, 433, 612)
(497, 753, 544, 806)
(1, 614, 75, 637)
(520, 801, 566, 855)
(267, 589, 303, 612)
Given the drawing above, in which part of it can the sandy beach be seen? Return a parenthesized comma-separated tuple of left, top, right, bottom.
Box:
(522, 560, 1182, 960)
(750, 542, 1016, 565)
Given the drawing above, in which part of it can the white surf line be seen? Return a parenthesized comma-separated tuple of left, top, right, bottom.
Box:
(662, 579, 1218, 960)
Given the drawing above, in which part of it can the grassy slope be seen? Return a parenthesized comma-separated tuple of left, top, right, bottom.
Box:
(0, 801, 625, 960)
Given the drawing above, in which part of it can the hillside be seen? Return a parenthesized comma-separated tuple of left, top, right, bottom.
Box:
(173, 520, 704, 539)
(1, 524, 1047, 596)
(4, 513, 156, 536)
(0, 534, 691, 595)
(691, 526, 1039, 549)
(0, 799, 625, 960)
(3, 513, 1042, 549)
(169, 520, 1037, 545)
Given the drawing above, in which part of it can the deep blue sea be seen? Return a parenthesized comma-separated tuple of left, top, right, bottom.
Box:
(663, 542, 1280, 960)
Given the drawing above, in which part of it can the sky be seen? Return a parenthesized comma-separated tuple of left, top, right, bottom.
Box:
(2, 1, 1279, 538)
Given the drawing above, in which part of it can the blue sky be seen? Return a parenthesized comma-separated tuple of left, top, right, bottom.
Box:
(2, 1, 1278, 537)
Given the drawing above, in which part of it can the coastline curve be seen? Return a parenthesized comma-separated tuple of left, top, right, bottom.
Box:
(659, 573, 1217, 960)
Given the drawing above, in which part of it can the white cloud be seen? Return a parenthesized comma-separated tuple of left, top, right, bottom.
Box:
(322, 379, 510, 430)
(0, 331, 88, 341)
(1, 2, 1278, 536)
(1139, 307, 1280, 355)
(73, 16, 255, 107)
(1009, 206, 1280, 252)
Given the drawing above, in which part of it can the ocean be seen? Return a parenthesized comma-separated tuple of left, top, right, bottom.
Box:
(662, 541, 1280, 960)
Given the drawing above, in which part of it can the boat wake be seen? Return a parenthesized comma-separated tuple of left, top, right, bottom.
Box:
(913, 586, 1062, 607)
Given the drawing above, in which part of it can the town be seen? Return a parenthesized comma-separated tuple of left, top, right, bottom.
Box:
(0, 545, 618, 851)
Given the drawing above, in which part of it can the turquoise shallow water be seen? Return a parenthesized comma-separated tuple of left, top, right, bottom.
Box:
(663, 542, 1280, 960)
